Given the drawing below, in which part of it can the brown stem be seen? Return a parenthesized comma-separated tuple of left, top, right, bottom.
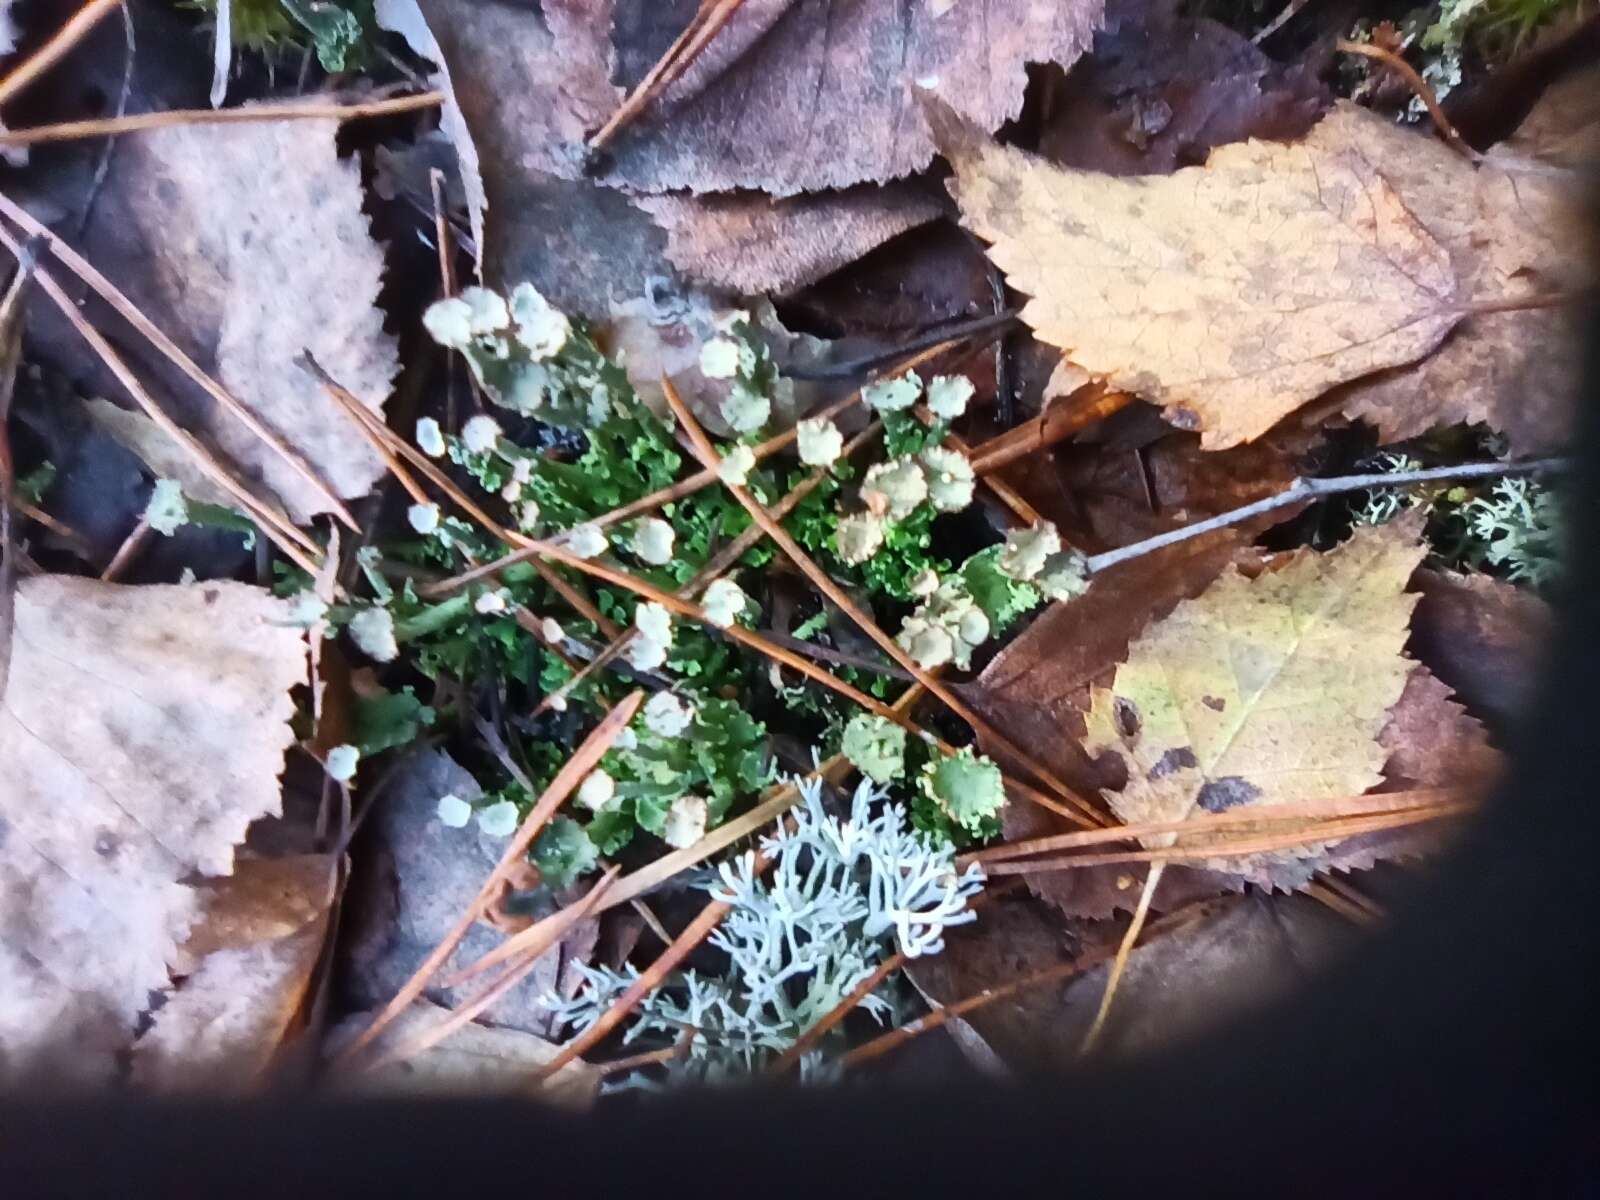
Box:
(1335, 39, 1479, 163)
(99, 514, 153, 582)
(0, 0, 122, 110)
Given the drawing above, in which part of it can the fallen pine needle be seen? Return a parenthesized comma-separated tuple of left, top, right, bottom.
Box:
(0, 0, 122, 110)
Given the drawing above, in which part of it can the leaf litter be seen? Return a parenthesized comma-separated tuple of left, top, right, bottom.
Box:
(0, 0, 1587, 1090)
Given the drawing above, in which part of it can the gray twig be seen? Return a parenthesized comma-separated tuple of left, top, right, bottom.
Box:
(1084, 457, 1571, 576)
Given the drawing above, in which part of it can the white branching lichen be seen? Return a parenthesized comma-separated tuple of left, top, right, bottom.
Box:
(547, 774, 984, 1084)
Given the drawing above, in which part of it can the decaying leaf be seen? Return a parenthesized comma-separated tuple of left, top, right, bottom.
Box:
(636, 185, 943, 296)
(937, 100, 1465, 448)
(601, 0, 1103, 196)
(326, 1000, 597, 1105)
(967, 531, 1258, 919)
(1081, 523, 1426, 880)
(74, 115, 399, 521)
(1036, 0, 1329, 177)
(132, 855, 337, 1092)
(1409, 568, 1553, 732)
(0, 577, 306, 1081)
(1330, 80, 1593, 455)
(83, 397, 246, 511)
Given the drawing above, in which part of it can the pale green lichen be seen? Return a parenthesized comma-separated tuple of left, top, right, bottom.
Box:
(699, 337, 743, 379)
(920, 747, 1006, 833)
(835, 512, 886, 565)
(348, 606, 399, 663)
(415, 417, 446, 458)
(436, 793, 473, 828)
(460, 414, 502, 455)
(577, 768, 619, 812)
(720, 382, 771, 435)
(897, 614, 956, 670)
(861, 457, 928, 520)
(407, 502, 441, 534)
(701, 577, 750, 629)
(145, 479, 190, 536)
(662, 794, 709, 848)
(900, 577, 992, 670)
(325, 743, 360, 782)
(862, 371, 922, 413)
(797, 416, 845, 467)
(632, 517, 676, 566)
(920, 446, 975, 513)
(508, 282, 571, 360)
(477, 799, 520, 837)
(1036, 548, 1091, 602)
(643, 691, 696, 737)
(841, 712, 908, 784)
(718, 444, 757, 487)
(924, 375, 974, 421)
(999, 521, 1061, 582)
(634, 601, 674, 646)
(561, 523, 608, 559)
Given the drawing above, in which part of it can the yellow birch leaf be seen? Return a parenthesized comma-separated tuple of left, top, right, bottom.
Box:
(932, 99, 1463, 449)
(1081, 523, 1427, 867)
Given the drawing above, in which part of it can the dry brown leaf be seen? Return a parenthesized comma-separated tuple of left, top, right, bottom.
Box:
(601, 0, 1102, 196)
(1409, 568, 1553, 731)
(132, 855, 336, 1092)
(1081, 523, 1426, 880)
(636, 184, 943, 296)
(936, 100, 1465, 448)
(326, 1000, 598, 1106)
(1330, 83, 1593, 454)
(0, 577, 306, 1082)
(83, 397, 246, 511)
(73, 115, 398, 521)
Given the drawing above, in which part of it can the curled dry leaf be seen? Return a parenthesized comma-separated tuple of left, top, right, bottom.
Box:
(1080, 523, 1426, 885)
(0, 577, 307, 1082)
(600, 0, 1102, 196)
(936, 100, 1465, 448)
(132, 855, 338, 1092)
(1036, 0, 1330, 177)
(1330, 76, 1594, 455)
(636, 184, 943, 296)
(73, 114, 399, 521)
(83, 396, 246, 510)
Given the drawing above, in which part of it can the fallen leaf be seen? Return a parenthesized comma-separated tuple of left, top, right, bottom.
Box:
(966, 530, 1258, 919)
(1325, 76, 1594, 453)
(636, 184, 943, 296)
(342, 749, 598, 1040)
(1081, 523, 1427, 881)
(326, 1000, 597, 1105)
(600, 0, 1102, 196)
(70, 114, 399, 521)
(1036, 0, 1329, 176)
(132, 855, 337, 1092)
(910, 893, 1353, 1064)
(936, 100, 1465, 448)
(1409, 568, 1553, 733)
(83, 397, 249, 511)
(0, 577, 306, 1082)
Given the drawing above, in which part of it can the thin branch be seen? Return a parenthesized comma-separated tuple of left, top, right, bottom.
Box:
(0, 190, 359, 530)
(1083, 458, 1570, 576)
(99, 514, 153, 582)
(1336, 39, 1479, 162)
(967, 384, 1135, 476)
(334, 692, 644, 1066)
(0, 0, 122, 110)
(782, 311, 1020, 381)
(0, 90, 446, 147)
(661, 375, 1106, 828)
(1080, 863, 1162, 1054)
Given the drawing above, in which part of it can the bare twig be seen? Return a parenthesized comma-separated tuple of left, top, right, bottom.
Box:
(0, 90, 446, 147)
(1336, 38, 1480, 162)
(1083, 458, 1570, 576)
(1080, 863, 1163, 1054)
(0, 0, 122, 110)
(99, 514, 153, 582)
(783, 311, 1021, 381)
(587, 0, 747, 152)
(967, 384, 1135, 476)
(335, 692, 644, 1066)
